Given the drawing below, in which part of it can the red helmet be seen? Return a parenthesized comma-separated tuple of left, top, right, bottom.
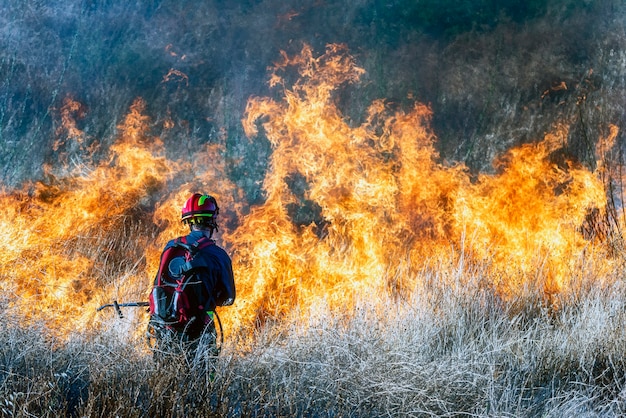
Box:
(181, 193, 219, 224)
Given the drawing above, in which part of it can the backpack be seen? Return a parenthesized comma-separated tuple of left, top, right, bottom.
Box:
(149, 235, 216, 333)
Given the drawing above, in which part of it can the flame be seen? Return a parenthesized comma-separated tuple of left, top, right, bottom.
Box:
(0, 98, 171, 334)
(54, 96, 87, 150)
(162, 68, 189, 86)
(229, 44, 609, 331)
(456, 126, 606, 297)
(0, 44, 618, 341)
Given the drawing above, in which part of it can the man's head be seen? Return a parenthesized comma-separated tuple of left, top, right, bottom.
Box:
(181, 193, 219, 235)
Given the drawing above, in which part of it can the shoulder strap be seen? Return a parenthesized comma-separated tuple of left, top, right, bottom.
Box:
(171, 235, 214, 257)
(167, 235, 216, 276)
(193, 236, 215, 252)
(154, 236, 216, 284)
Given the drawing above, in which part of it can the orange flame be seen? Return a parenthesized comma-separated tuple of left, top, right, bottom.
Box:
(229, 44, 609, 330)
(54, 96, 87, 150)
(456, 126, 606, 297)
(0, 98, 171, 334)
(0, 45, 617, 341)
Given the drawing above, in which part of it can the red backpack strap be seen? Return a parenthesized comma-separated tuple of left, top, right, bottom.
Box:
(154, 246, 176, 286)
(153, 237, 189, 286)
(194, 236, 215, 251)
(154, 235, 215, 285)
(175, 236, 214, 258)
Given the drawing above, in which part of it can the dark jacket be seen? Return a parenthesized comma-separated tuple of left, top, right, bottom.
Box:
(162, 230, 236, 308)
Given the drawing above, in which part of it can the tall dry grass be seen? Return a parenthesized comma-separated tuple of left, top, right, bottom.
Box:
(1, 253, 625, 417)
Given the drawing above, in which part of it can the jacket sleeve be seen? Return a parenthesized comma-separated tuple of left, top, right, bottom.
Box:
(203, 245, 235, 306)
(216, 248, 236, 305)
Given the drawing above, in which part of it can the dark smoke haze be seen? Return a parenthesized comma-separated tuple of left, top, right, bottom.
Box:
(1, 1, 625, 203)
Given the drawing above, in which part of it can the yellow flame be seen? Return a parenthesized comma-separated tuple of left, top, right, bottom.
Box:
(0, 98, 171, 334)
(0, 45, 616, 341)
(229, 44, 609, 331)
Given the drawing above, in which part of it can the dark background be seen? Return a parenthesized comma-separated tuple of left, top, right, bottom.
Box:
(1, 0, 624, 205)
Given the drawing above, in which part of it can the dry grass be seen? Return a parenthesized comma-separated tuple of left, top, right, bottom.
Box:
(2, 2, 626, 416)
(2, 257, 626, 417)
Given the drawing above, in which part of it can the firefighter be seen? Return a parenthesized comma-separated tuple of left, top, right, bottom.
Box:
(148, 193, 235, 360)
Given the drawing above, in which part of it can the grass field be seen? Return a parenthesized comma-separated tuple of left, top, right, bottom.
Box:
(2, 4, 626, 415)
(2, 253, 625, 417)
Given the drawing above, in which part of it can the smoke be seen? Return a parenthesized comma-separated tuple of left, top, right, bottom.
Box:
(0, 1, 624, 191)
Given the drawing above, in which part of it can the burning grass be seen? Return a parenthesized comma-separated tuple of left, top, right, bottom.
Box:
(1, 258, 626, 417)
(2, 43, 626, 416)
(0, 43, 620, 337)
